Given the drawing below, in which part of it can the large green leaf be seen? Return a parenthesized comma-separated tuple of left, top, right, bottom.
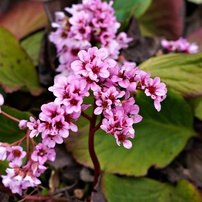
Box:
(66, 91, 195, 176)
(139, 52, 202, 97)
(101, 173, 202, 202)
(0, 27, 42, 95)
(139, 0, 184, 39)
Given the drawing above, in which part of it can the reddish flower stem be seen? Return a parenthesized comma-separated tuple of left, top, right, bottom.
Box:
(88, 102, 101, 191)
(81, 111, 92, 121)
(1, 110, 20, 122)
(26, 130, 31, 160)
(22, 195, 67, 201)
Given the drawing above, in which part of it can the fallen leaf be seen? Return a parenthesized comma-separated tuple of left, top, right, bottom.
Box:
(0, 0, 47, 39)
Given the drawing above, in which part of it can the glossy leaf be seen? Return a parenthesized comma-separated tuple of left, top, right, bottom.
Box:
(21, 31, 44, 66)
(114, 0, 151, 20)
(102, 173, 202, 202)
(139, 52, 202, 97)
(65, 91, 195, 176)
(0, 1, 47, 39)
(0, 27, 42, 95)
(103, 0, 151, 25)
(139, 0, 184, 39)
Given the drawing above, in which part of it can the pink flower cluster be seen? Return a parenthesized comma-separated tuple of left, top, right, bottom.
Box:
(49, 0, 132, 73)
(0, 142, 55, 195)
(48, 47, 167, 149)
(27, 102, 80, 148)
(161, 37, 199, 54)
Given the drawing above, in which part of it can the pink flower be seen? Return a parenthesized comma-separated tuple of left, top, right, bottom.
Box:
(114, 130, 133, 149)
(161, 37, 199, 54)
(111, 62, 138, 90)
(63, 108, 80, 132)
(0, 93, 4, 112)
(144, 77, 167, 111)
(116, 32, 133, 49)
(1, 161, 44, 195)
(51, 11, 67, 28)
(39, 102, 64, 122)
(27, 116, 41, 138)
(94, 86, 124, 115)
(2, 167, 23, 195)
(42, 133, 64, 148)
(7, 146, 26, 166)
(31, 143, 56, 164)
(21, 174, 41, 190)
(18, 119, 28, 130)
(63, 94, 83, 113)
(0, 143, 9, 161)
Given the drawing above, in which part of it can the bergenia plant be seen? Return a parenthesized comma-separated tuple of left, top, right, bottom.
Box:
(0, 0, 168, 197)
(0, 0, 167, 195)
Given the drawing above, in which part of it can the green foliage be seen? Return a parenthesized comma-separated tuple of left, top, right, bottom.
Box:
(66, 91, 195, 176)
(104, 0, 151, 27)
(102, 173, 202, 202)
(0, 106, 31, 144)
(189, 96, 202, 121)
(0, 27, 42, 95)
(21, 31, 44, 66)
(139, 52, 202, 97)
(113, 0, 151, 20)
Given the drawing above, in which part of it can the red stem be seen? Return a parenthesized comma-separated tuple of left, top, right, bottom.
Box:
(88, 102, 101, 191)
(22, 195, 67, 201)
(81, 111, 92, 121)
(1, 110, 20, 122)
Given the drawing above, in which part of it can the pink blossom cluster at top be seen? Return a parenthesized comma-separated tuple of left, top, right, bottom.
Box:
(161, 37, 199, 54)
(49, 0, 132, 74)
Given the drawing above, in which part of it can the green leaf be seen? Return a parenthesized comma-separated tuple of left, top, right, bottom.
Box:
(189, 96, 202, 121)
(187, 0, 202, 4)
(21, 31, 44, 66)
(0, 161, 9, 175)
(0, 105, 31, 144)
(103, 0, 151, 25)
(139, 0, 184, 39)
(0, 27, 42, 95)
(139, 52, 202, 97)
(66, 91, 195, 176)
(101, 173, 202, 202)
